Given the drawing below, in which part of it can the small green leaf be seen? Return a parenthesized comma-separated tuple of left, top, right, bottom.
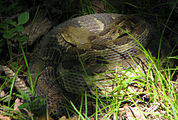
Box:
(19, 90, 31, 101)
(18, 102, 29, 109)
(3, 31, 14, 39)
(16, 25, 24, 32)
(3, 28, 17, 39)
(9, 28, 17, 33)
(0, 23, 8, 30)
(6, 19, 17, 26)
(19, 35, 28, 42)
(18, 12, 29, 25)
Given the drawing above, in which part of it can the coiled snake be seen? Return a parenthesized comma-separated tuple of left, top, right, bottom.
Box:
(17, 13, 154, 117)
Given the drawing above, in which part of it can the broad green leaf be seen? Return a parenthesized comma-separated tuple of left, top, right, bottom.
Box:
(18, 12, 29, 25)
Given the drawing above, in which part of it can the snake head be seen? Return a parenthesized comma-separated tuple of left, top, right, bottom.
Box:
(61, 26, 95, 50)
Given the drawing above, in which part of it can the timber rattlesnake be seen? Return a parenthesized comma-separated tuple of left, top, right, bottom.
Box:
(1, 13, 154, 118)
(28, 13, 154, 117)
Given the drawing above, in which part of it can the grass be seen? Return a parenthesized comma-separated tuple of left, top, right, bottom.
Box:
(0, 0, 178, 120)
(68, 52, 177, 119)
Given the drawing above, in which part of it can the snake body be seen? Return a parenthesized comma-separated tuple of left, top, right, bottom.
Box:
(29, 13, 153, 116)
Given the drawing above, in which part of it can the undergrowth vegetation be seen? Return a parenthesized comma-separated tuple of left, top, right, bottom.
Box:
(0, 0, 177, 120)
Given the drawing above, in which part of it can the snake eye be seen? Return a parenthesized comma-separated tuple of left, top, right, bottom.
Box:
(88, 35, 97, 42)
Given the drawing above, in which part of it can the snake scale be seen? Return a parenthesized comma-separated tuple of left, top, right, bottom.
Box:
(27, 13, 153, 117)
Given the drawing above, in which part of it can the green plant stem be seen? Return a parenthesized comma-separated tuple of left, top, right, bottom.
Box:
(8, 66, 22, 107)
